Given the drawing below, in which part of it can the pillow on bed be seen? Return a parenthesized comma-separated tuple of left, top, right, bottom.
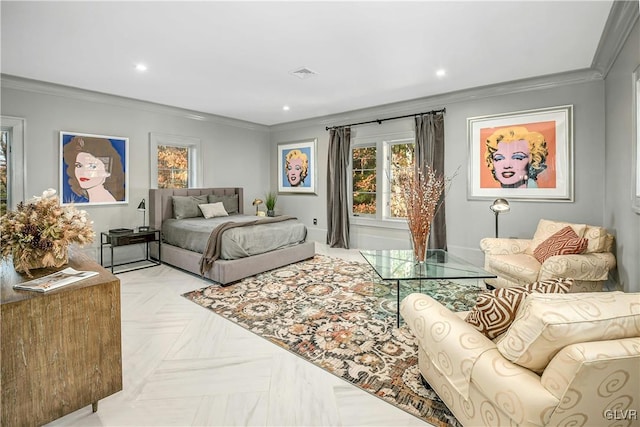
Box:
(172, 195, 208, 219)
(208, 194, 239, 214)
(199, 202, 228, 219)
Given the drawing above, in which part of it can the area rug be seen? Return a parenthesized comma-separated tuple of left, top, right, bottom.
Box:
(183, 254, 484, 427)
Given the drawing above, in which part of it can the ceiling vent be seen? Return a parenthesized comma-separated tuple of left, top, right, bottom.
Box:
(290, 67, 318, 79)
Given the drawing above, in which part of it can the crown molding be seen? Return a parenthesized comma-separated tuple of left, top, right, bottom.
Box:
(592, 0, 639, 78)
(0, 74, 270, 132)
(270, 68, 603, 132)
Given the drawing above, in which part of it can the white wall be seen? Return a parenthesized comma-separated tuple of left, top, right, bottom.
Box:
(1, 78, 271, 261)
(604, 18, 640, 293)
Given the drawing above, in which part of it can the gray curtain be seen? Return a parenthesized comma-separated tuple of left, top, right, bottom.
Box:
(414, 113, 446, 250)
(326, 127, 351, 248)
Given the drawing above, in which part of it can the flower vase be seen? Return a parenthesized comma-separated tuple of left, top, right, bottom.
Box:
(410, 226, 430, 271)
(267, 209, 275, 217)
(12, 247, 69, 275)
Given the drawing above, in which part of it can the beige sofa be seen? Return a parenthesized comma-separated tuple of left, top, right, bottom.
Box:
(400, 291, 640, 427)
(480, 219, 616, 292)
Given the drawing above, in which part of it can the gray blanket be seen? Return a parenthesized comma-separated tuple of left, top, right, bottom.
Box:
(198, 215, 300, 275)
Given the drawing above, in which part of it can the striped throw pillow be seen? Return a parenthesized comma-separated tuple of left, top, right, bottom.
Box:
(465, 278, 573, 339)
(533, 226, 588, 263)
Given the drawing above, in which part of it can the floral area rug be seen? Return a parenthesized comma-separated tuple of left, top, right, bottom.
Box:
(182, 255, 483, 427)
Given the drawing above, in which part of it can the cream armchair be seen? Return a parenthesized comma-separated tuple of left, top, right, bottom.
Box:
(480, 219, 616, 292)
(400, 291, 640, 427)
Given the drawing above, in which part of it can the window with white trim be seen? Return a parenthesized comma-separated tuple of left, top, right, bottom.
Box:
(350, 133, 415, 222)
(150, 133, 202, 189)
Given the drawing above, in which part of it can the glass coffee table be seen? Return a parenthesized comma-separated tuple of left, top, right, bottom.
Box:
(360, 249, 497, 327)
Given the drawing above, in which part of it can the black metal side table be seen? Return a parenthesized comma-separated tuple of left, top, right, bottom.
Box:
(100, 229, 161, 273)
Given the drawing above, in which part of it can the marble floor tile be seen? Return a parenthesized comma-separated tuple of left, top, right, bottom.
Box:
(46, 242, 433, 427)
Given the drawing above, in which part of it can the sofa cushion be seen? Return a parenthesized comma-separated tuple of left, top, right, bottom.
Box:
(583, 225, 608, 253)
(208, 194, 239, 214)
(533, 226, 588, 263)
(525, 219, 587, 255)
(496, 292, 640, 374)
(172, 195, 209, 219)
(465, 278, 573, 339)
(485, 253, 541, 284)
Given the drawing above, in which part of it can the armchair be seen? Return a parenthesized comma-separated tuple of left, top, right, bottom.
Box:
(480, 219, 616, 292)
(400, 291, 640, 427)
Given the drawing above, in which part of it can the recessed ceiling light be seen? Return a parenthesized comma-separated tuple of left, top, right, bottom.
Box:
(436, 69, 446, 78)
(283, 105, 290, 111)
(135, 63, 148, 72)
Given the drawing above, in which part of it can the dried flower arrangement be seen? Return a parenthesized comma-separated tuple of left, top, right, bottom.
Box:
(397, 165, 449, 262)
(0, 189, 95, 276)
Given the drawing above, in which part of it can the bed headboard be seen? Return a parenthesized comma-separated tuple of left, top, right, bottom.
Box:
(149, 187, 244, 230)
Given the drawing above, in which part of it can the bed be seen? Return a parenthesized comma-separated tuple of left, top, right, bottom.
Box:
(149, 187, 315, 284)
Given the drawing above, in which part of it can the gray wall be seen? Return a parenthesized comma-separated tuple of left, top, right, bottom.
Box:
(604, 18, 640, 293)
(1, 79, 271, 262)
(269, 79, 608, 261)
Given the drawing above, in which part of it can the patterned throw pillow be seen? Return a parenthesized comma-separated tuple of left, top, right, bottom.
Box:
(465, 278, 573, 339)
(532, 226, 588, 263)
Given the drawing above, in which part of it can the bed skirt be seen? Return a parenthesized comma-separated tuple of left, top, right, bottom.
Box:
(150, 240, 315, 285)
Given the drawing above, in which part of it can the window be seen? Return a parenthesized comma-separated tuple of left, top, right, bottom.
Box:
(150, 133, 202, 189)
(350, 133, 415, 223)
(0, 131, 7, 216)
(1, 116, 25, 212)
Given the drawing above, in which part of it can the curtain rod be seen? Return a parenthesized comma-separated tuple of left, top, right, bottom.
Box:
(325, 107, 446, 131)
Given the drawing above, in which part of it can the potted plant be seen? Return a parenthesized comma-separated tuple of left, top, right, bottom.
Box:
(265, 191, 277, 217)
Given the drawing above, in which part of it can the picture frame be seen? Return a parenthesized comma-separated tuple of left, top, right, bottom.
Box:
(467, 105, 573, 202)
(633, 65, 640, 214)
(59, 131, 129, 206)
(277, 138, 317, 194)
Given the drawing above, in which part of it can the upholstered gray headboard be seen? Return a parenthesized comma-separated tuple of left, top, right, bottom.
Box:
(149, 187, 244, 230)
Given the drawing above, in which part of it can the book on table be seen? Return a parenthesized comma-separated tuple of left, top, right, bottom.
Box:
(13, 267, 99, 292)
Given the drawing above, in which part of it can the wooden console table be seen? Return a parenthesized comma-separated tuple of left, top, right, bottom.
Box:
(1, 250, 123, 426)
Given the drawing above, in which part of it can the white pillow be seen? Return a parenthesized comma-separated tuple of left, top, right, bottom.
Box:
(198, 202, 228, 219)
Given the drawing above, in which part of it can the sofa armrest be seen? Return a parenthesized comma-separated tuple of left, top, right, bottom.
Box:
(480, 238, 531, 255)
(539, 252, 617, 281)
(400, 293, 496, 399)
(472, 348, 560, 425)
(542, 337, 640, 426)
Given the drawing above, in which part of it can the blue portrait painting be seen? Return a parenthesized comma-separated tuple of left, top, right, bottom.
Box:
(60, 132, 128, 205)
(281, 146, 312, 188)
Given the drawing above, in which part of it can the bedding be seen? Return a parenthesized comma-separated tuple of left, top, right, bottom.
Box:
(150, 187, 315, 285)
(162, 214, 307, 260)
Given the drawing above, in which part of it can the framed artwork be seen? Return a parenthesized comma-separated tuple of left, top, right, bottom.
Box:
(277, 138, 317, 194)
(633, 65, 640, 214)
(59, 131, 129, 206)
(467, 105, 573, 202)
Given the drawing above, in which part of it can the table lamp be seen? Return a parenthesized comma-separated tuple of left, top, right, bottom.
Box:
(252, 198, 263, 216)
(137, 198, 149, 231)
(489, 198, 510, 238)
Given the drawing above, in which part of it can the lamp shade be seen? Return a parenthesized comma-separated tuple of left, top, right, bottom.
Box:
(252, 198, 263, 206)
(137, 199, 146, 211)
(489, 198, 510, 213)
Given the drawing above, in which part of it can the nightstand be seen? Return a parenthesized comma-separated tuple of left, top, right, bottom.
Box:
(100, 229, 161, 273)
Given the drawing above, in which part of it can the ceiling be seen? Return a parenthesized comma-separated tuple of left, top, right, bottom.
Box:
(1, 1, 614, 126)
